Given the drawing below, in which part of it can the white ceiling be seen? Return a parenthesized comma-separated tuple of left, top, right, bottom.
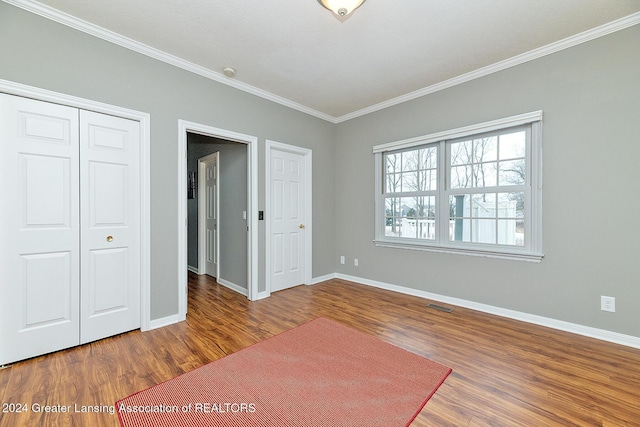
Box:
(15, 0, 640, 121)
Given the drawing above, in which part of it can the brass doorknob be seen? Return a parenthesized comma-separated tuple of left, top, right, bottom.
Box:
(298, 224, 305, 229)
(106, 236, 113, 242)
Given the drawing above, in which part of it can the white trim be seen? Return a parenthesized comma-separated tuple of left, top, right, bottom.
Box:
(265, 140, 313, 296)
(187, 265, 199, 274)
(337, 13, 640, 123)
(372, 240, 543, 262)
(6, 0, 639, 124)
(335, 273, 640, 350)
(254, 291, 270, 301)
(218, 278, 248, 297)
(249, 135, 259, 301)
(373, 111, 542, 153)
(178, 121, 259, 322)
(311, 273, 337, 284)
(0, 78, 152, 332)
(148, 313, 182, 330)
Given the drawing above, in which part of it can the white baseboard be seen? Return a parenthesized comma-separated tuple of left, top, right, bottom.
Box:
(311, 273, 336, 285)
(146, 270, 640, 349)
(148, 313, 183, 330)
(254, 291, 270, 301)
(335, 273, 640, 350)
(218, 278, 248, 297)
(187, 265, 199, 274)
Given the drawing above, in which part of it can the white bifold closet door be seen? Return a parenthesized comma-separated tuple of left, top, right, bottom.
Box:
(0, 94, 140, 365)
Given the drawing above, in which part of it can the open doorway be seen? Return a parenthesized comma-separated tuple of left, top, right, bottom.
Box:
(188, 135, 247, 296)
(178, 121, 259, 321)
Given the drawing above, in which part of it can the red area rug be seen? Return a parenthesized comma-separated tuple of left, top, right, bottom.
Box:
(116, 317, 451, 426)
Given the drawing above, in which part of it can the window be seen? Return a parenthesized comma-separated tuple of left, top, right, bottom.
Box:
(374, 112, 543, 261)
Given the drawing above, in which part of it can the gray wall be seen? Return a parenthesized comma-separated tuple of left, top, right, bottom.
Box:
(187, 134, 248, 289)
(334, 25, 640, 337)
(0, 2, 335, 320)
(2, 2, 639, 339)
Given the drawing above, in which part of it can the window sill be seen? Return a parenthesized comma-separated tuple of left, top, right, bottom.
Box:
(373, 239, 544, 263)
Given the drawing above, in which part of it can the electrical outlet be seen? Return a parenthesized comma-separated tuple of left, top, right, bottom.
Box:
(354, 258, 359, 266)
(340, 256, 345, 265)
(601, 296, 615, 313)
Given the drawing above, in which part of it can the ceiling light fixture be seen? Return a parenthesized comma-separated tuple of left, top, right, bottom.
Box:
(317, 0, 366, 18)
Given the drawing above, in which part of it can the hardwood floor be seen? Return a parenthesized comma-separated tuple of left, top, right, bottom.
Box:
(1, 273, 639, 426)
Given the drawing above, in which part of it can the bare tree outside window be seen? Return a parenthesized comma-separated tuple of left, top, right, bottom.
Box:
(449, 131, 526, 246)
(384, 147, 437, 239)
(375, 113, 542, 260)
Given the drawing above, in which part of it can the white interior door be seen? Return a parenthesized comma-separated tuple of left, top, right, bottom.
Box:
(198, 152, 219, 278)
(270, 149, 306, 292)
(79, 110, 141, 344)
(0, 94, 81, 365)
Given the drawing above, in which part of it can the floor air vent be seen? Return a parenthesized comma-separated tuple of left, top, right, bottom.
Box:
(427, 303, 453, 313)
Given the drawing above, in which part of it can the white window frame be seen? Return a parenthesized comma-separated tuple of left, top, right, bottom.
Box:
(374, 111, 543, 262)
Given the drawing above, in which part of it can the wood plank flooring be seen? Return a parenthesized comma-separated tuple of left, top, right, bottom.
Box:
(1, 273, 639, 426)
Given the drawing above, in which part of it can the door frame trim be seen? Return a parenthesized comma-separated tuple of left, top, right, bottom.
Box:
(265, 140, 313, 297)
(197, 152, 220, 279)
(0, 78, 152, 332)
(178, 121, 259, 316)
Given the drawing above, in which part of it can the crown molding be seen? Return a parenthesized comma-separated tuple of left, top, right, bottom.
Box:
(335, 11, 640, 123)
(5, 0, 639, 125)
(3, 0, 337, 123)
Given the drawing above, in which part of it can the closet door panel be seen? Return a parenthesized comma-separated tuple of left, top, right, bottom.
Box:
(0, 94, 80, 365)
(80, 110, 140, 344)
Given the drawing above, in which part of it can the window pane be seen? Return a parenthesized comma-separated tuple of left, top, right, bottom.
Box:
(385, 152, 402, 193)
(387, 147, 438, 192)
(450, 218, 471, 242)
(473, 219, 497, 244)
(497, 192, 524, 219)
(474, 162, 497, 187)
(498, 219, 525, 246)
(499, 159, 525, 186)
(400, 151, 416, 171)
(386, 172, 400, 193)
(414, 196, 436, 219)
(422, 147, 438, 169)
(418, 169, 437, 191)
(449, 195, 468, 242)
(385, 196, 435, 240)
(499, 131, 526, 160)
(385, 197, 401, 237)
(451, 165, 472, 188)
(450, 140, 472, 165)
(418, 146, 438, 191)
(386, 152, 401, 173)
(449, 194, 470, 219)
(400, 171, 416, 192)
(471, 194, 496, 218)
(473, 136, 498, 162)
(385, 197, 401, 217)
